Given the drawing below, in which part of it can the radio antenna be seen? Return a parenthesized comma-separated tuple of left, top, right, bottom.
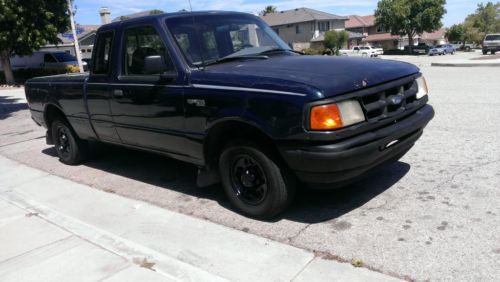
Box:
(188, 0, 193, 11)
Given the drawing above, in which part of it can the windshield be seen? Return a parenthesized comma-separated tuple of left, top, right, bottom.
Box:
(166, 14, 290, 67)
(485, 35, 500, 41)
(52, 52, 77, 62)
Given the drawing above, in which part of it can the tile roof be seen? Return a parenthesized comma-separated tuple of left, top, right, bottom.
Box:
(362, 32, 400, 42)
(260, 7, 348, 26)
(346, 15, 376, 28)
(421, 28, 447, 40)
(58, 25, 100, 44)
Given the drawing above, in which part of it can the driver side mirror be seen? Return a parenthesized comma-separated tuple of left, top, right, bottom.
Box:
(144, 55, 167, 75)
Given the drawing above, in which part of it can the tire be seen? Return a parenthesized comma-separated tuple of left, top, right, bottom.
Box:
(483, 50, 488, 55)
(51, 118, 88, 165)
(219, 141, 295, 219)
(492, 51, 496, 55)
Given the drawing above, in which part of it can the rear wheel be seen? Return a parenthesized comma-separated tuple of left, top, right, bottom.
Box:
(219, 141, 295, 219)
(51, 119, 88, 165)
(483, 50, 488, 55)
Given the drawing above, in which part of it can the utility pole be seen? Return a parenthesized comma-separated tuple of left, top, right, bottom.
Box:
(67, 0, 84, 73)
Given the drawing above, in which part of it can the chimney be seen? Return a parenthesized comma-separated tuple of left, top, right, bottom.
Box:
(99, 7, 111, 24)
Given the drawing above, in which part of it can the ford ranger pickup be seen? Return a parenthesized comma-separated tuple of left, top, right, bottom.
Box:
(25, 11, 434, 218)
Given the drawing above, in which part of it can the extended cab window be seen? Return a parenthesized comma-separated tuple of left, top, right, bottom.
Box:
(123, 26, 174, 75)
(92, 31, 114, 74)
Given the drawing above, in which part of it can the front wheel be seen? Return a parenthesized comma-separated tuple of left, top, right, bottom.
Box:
(52, 119, 88, 165)
(219, 141, 295, 219)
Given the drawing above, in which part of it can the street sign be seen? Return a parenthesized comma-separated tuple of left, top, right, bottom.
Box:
(61, 26, 85, 39)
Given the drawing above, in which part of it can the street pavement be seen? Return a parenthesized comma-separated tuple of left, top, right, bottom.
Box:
(0, 155, 397, 282)
(0, 52, 499, 281)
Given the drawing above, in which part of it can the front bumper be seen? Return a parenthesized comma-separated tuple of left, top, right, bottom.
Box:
(279, 105, 434, 187)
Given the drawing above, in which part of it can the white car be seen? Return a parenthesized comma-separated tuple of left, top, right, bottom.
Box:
(482, 34, 500, 55)
(0, 51, 84, 71)
(340, 46, 384, 57)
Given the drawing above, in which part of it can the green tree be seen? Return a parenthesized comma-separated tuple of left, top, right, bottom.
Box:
(260, 6, 277, 16)
(464, 2, 500, 34)
(324, 30, 349, 55)
(445, 24, 464, 42)
(375, 0, 447, 53)
(0, 0, 69, 84)
(149, 9, 165, 15)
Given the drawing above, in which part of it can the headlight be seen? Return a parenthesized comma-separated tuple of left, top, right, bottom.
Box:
(310, 100, 365, 131)
(416, 76, 429, 99)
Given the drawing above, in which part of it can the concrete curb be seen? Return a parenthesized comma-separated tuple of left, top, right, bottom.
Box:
(431, 61, 500, 67)
(0, 155, 401, 281)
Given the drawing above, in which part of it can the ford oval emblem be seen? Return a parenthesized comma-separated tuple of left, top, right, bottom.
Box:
(388, 95, 404, 106)
(362, 79, 368, 87)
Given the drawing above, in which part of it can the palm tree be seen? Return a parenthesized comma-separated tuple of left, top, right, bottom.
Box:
(261, 6, 277, 16)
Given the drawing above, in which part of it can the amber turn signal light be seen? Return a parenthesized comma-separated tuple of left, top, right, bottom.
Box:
(310, 104, 343, 130)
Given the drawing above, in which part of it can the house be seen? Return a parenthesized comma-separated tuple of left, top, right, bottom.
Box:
(39, 25, 100, 59)
(346, 15, 447, 49)
(260, 7, 359, 51)
(420, 29, 447, 46)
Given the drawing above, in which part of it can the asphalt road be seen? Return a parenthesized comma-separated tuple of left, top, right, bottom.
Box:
(0, 53, 499, 281)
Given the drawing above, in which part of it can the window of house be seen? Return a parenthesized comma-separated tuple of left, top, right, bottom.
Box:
(92, 31, 114, 74)
(122, 25, 174, 75)
(295, 25, 302, 34)
(377, 25, 387, 33)
(318, 21, 330, 31)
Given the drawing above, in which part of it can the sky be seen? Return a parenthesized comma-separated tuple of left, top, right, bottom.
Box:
(73, 0, 486, 27)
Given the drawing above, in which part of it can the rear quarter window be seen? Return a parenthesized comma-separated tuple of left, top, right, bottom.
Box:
(485, 35, 500, 41)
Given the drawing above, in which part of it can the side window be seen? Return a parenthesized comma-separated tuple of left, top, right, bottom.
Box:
(123, 25, 174, 75)
(92, 31, 114, 74)
(354, 47, 360, 51)
(44, 54, 57, 63)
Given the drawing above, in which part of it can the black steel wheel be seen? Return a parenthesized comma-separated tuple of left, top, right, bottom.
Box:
(52, 119, 88, 165)
(219, 140, 295, 219)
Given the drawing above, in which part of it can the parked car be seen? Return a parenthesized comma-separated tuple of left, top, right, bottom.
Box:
(0, 51, 84, 71)
(428, 45, 445, 56)
(482, 34, 500, 55)
(340, 46, 383, 57)
(438, 44, 456, 54)
(25, 11, 434, 218)
(450, 42, 475, 52)
(404, 43, 430, 54)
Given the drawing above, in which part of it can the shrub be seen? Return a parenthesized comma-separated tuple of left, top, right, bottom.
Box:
(302, 48, 320, 55)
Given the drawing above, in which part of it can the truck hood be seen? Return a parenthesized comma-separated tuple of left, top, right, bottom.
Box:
(191, 55, 419, 99)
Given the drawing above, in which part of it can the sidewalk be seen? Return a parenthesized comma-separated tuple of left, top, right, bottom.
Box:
(0, 155, 400, 282)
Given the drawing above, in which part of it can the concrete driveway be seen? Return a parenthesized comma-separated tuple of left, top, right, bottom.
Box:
(0, 57, 499, 281)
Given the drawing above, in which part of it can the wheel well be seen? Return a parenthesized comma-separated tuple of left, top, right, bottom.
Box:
(44, 104, 67, 130)
(204, 121, 280, 169)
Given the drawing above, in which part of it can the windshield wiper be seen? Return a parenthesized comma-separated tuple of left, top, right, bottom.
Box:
(204, 55, 269, 67)
(258, 48, 304, 55)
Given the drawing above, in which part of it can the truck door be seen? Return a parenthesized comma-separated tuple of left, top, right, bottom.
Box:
(86, 30, 121, 143)
(109, 25, 186, 155)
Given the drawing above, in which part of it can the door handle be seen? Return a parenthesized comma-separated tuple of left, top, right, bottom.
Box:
(113, 89, 124, 98)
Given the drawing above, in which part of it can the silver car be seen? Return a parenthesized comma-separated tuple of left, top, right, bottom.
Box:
(428, 45, 445, 56)
(439, 44, 456, 54)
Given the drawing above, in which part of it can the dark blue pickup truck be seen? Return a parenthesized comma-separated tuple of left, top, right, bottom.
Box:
(25, 11, 434, 218)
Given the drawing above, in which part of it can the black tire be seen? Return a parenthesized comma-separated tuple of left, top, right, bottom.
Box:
(219, 141, 295, 219)
(51, 118, 88, 165)
(483, 50, 488, 55)
(493, 51, 496, 55)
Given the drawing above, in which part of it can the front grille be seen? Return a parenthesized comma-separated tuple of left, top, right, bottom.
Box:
(360, 80, 418, 121)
